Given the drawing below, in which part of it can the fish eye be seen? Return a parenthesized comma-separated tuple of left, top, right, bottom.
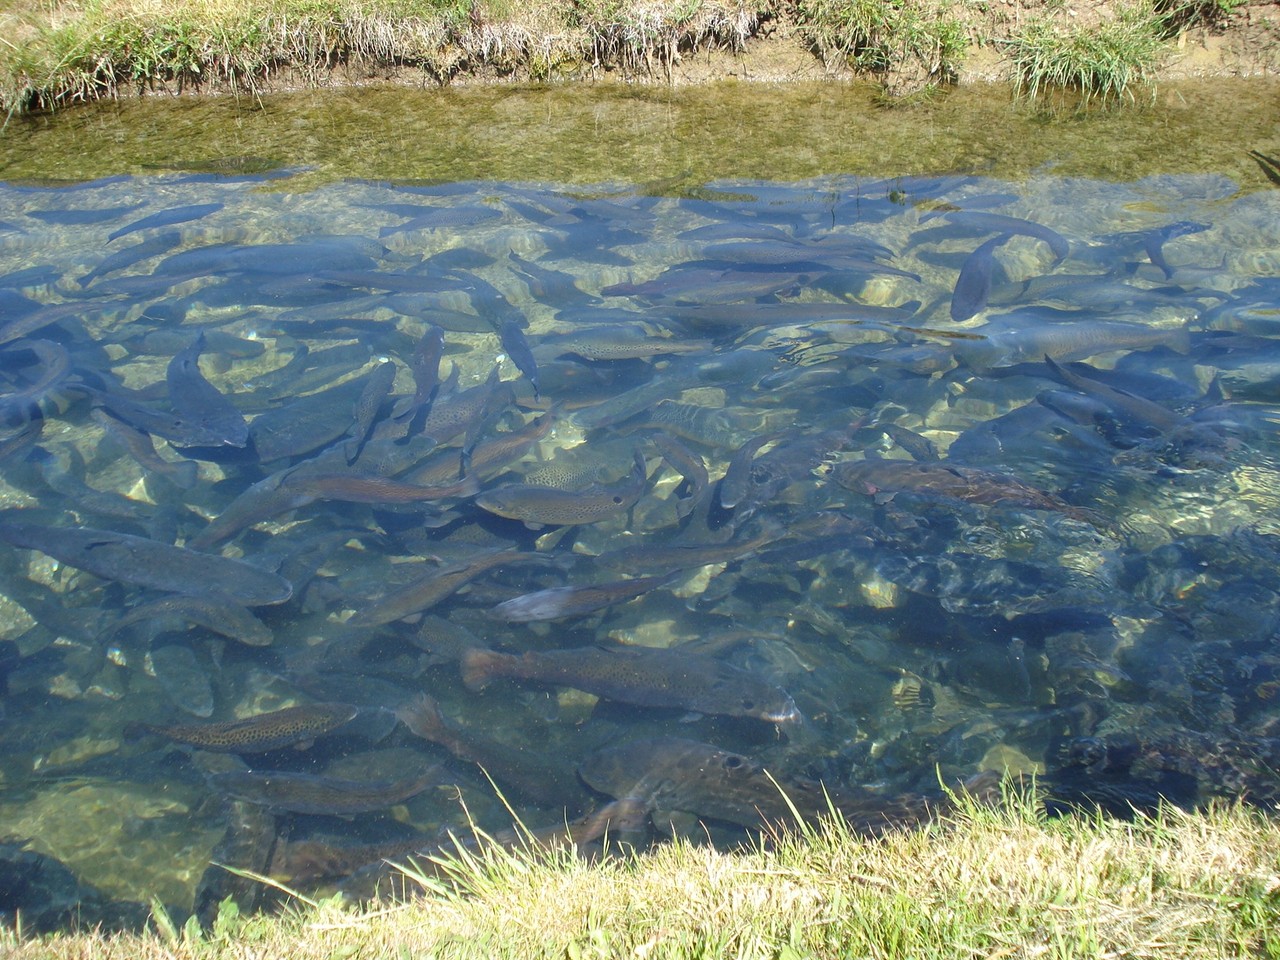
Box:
(741, 699, 756, 710)
(612, 495, 623, 504)
(723, 756, 744, 769)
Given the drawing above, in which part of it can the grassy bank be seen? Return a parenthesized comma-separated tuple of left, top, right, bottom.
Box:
(5, 787, 1280, 960)
(0, 0, 1270, 118)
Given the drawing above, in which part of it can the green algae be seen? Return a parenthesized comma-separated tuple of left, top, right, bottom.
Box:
(2, 79, 1278, 189)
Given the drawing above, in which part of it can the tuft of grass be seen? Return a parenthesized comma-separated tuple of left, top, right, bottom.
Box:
(6, 783, 1280, 959)
(568, 0, 764, 78)
(1153, 0, 1246, 33)
(793, 0, 970, 94)
(1003, 3, 1168, 106)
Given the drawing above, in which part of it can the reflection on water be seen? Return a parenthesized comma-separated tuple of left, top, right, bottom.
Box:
(2, 159, 1280, 929)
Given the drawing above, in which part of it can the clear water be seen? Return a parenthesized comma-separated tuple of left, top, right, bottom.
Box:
(2, 80, 1280, 928)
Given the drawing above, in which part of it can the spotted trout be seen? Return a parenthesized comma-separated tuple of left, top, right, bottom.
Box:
(126, 702, 358, 753)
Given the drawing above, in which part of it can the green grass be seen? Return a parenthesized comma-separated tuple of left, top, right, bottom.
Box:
(6, 783, 1280, 960)
(793, 0, 970, 88)
(1003, 3, 1168, 106)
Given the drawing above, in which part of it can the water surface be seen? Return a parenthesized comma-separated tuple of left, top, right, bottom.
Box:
(1, 82, 1280, 930)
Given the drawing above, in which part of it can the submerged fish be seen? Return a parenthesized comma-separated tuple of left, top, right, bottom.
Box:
(491, 572, 680, 622)
(166, 331, 250, 449)
(0, 513, 292, 606)
(106, 202, 223, 243)
(349, 549, 551, 627)
(951, 233, 1010, 322)
(395, 693, 582, 807)
(475, 449, 648, 527)
(833, 459, 1105, 526)
(149, 642, 214, 718)
(461, 645, 801, 723)
(580, 737, 995, 836)
(127, 702, 358, 753)
(210, 764, 441, 815)
(104, 592, 273, 646)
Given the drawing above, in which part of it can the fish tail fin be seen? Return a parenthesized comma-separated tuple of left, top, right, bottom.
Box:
(1168, 326, 1193, 355)
(460, 647, 503, 691)
(394, 693, 449, 741)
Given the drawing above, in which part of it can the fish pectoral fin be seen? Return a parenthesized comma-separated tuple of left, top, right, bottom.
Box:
(871, 491, 897, 506)
(677, 711, 704, 724)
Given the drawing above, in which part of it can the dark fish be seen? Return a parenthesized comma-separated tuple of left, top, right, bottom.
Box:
(79, 231, 184, 286)
(0, 513, 292, 605)
(0, 339, 71, 423)
(189, 459, 469, 550)
(288, 472, 479, 505)
(90, 408, 199, 489)
(951, 233, 1011, 322)
(496, 318, 540, 400)
(580, 737, 996, 836)
(718, 432, 784, 510)
(210, 765, 441, 815)
(248, 374, 372, 463)
(344, 360, 397, 464)
(949, 311, 1193, 371)
(0, 408, 42, 464)
(939, 210, 1071, 262)
(106, 202, 223, 243)
(638, 401, 750, 451)
(1143, 221, 1210, 279)
(594, 524, 784, 574)
(193, 800, 282, 926)
(166, 332, 249, 448)
(126, 703, 358, 753)
(27, 445, 155, 523)
(185, 464, 316, 550)
(405, 408, 556, 487)
(422, 367, 515, 445)
(124, 328, 266, 361)
(474, 449, 648, 527)
(349, 549, 550, 627)
(833, 459, 1104, 526)
(1042, 355, 1182, 437)
(461, 645, 801, 723)
(408, 324, 446, 408)
(492, 572, 680, 622)
(534, 326, 712, 362)
(149, 642, 214, 717)
(395, 694, 583, 807)
(650, 432, 708, 518)
(104, 593, 274, 646)
(26, 202, 145, 225)
(878, 423, 939, 461)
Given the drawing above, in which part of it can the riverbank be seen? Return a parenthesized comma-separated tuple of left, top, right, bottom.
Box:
(0, 0, 1277, 117)
(4, 789, 1280, 960)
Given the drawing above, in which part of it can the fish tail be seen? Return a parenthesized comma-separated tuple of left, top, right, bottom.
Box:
(395, 693, 448, 741)
(460, 648, 505, 691)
